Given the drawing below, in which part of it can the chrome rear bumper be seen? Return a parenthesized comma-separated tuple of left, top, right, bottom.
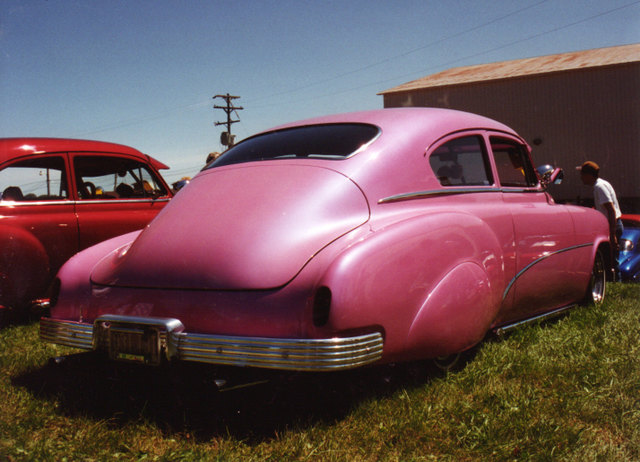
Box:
(40, 316, 384, 372)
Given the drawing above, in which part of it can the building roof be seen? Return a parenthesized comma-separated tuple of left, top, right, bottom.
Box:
(379, 43, 640, 95)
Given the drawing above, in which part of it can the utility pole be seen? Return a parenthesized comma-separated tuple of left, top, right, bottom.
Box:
(213, 94, 243, 147)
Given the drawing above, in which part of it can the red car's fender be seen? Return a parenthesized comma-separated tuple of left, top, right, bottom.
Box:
(0, 224, 49, 309)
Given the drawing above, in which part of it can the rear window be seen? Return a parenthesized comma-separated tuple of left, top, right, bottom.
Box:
(207, 123, 379, 169)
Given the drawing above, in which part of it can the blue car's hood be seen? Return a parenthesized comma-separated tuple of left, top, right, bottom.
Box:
(618, 228, 640, 281)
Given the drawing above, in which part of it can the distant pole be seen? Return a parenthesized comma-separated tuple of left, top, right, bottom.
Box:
(213, 94, 243, 147)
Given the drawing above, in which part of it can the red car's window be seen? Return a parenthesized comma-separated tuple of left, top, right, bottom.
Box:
(490, 137, 538, 187)
(0, 156, 68, 201)
(207, 123, 380, 168)
(73, 156, 169, 199)
(429, 135, 493, 186)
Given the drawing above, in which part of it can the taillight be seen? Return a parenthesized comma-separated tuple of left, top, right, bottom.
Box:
(312, 286, 332, 326)
(49, 278, 61, 309)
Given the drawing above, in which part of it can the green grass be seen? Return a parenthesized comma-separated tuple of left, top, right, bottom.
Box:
(1, 283, 639, 461)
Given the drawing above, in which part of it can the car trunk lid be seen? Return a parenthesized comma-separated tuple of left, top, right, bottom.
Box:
(91, 163, 369, 290)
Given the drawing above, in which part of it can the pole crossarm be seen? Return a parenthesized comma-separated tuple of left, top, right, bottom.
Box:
(213, 93, 243, 146)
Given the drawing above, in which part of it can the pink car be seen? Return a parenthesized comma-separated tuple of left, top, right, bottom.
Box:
(40, 109, 609, 371)
(0, 138, 173, 313)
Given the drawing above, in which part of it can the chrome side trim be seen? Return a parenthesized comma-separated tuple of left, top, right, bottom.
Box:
(502, 243, 593, 301)
(40, 316, 384, 372)
(378, 187, 542, 204)
(378, 188, 501, 204)
(493, 304, 577, 337)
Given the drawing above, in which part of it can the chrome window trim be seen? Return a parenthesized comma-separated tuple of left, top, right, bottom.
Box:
(40, 316, 384, 372)
(1, 199, 72, 207)
(499, 187, 542, 193)
(378, 188, 501, 204)
(74, 198, 171, 205)
(208, 123, 382, 169)
(378, 187, 542, 204)
(1, 198, 170, 207)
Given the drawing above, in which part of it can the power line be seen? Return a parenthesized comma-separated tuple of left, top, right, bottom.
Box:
(245, 0, 551, 106)
(248, 0, 640, 109)
(70, 0, 640, 135)
(72, 100, 210, 137)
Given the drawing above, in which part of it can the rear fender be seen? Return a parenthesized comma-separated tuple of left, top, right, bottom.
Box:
(50, 230, 142, 320)
(318, 211, 505, 362)
(406, 261, 493, 358)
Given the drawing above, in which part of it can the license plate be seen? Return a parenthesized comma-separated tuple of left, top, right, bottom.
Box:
(108, 326, 161, 365)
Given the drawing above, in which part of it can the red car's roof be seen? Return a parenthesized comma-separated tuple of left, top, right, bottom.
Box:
(0, 137, 170, 170)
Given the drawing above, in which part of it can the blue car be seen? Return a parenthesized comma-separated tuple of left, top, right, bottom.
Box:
(619, 215, 640, 282)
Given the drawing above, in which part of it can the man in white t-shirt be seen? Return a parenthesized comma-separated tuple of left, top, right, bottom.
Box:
(579, 161, 623, 279)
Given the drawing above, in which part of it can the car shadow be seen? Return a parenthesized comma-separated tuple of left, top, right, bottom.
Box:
(11, 351, 471, 443)
(0, 303, 46, 329)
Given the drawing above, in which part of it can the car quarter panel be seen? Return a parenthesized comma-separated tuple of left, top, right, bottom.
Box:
(50, 231, 143, 319)
(315, 195, 514, 362)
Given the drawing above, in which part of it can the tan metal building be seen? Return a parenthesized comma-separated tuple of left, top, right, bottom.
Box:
(379, 43, 640, 212)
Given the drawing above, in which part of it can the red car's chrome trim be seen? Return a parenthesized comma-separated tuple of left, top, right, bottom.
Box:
(1, 198, 171, 207)
(40, 316, 384, 372)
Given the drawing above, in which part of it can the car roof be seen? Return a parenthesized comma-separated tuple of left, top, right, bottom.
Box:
(0, 137, 170, 170)
(622, 214, 640, 227)
(267, 107, 519, 143)
(214, 108, 527, 204)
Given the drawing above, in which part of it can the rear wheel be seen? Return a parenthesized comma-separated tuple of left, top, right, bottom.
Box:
(432, 353, 461, 371)
(584, 250, 606, 305)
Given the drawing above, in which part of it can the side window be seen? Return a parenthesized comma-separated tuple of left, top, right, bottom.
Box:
(429, 135, 493, 186)
(491, 137, 538, 187)
(74, 155, 168, 200)
(0, 156, 68, 201)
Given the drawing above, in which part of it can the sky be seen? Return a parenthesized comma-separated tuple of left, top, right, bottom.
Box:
(1, 0, 639, 184)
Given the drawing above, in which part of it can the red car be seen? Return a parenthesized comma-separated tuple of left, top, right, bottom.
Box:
(0, 138, 173, 312)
